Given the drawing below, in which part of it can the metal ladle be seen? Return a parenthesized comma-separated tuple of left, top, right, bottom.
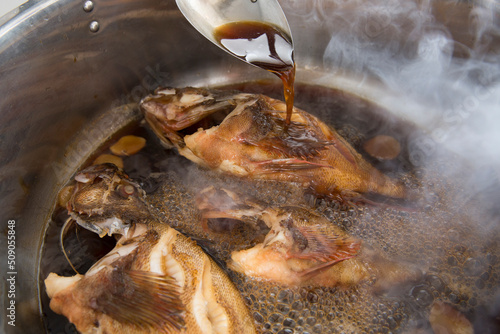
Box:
(175, 0, 294, 70)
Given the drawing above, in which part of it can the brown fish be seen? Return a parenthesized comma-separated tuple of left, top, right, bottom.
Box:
(140, 87, 407, 200)
(195, 186, 419, 288)
(46, 164, 256, 334)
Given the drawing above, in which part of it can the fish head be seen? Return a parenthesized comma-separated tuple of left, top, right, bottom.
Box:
(64, 163, 150, 237)
(140, 87, 257, 149)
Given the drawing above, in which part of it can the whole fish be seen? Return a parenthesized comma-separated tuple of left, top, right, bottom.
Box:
(140, 87, 407, 200)
(195, 186, 419, 289)
(45, 164, 256, 334)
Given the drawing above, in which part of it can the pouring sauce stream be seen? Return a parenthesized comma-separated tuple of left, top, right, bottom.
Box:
(214, 21, 295, 126)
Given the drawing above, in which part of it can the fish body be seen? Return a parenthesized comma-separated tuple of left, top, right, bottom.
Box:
(46, 164, 256, 334)
(141, 87, 406, 199)
(196, 186, 418, 288)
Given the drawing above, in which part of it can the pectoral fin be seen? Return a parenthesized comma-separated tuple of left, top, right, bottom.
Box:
(95, 269, 185, 333)
(289, 225, 361, 263)
(288, 226, 360, 279)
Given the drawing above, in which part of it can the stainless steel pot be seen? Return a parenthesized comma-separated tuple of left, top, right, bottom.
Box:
(0, 0, 498, 333)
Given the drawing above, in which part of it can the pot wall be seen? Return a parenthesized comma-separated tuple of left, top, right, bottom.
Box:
(0, 0, 495, 333)
(0, 0, 246, 332)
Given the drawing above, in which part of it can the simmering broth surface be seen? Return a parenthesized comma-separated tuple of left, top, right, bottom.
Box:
(40, 82, 500, 333)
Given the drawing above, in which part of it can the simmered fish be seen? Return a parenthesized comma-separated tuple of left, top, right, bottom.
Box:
(140, 87, 407, 200)
(45, 164, 256, 334)
(196, 186, 419, 289)
(41, 83, 500, 334)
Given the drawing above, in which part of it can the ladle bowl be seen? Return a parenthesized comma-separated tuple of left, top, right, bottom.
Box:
(175, 0, 294, 69)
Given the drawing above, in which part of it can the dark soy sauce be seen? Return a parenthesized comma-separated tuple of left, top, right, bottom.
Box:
(214, 21, 296, 126)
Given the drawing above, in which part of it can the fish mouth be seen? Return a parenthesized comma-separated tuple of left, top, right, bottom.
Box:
(70, 213, 131, 238)
(140, 87, 254, 146)
(143, 105, 234, 146)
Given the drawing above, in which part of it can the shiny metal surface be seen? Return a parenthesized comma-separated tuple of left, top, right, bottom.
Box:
(82, 0, 94, 13)
(175, 0, 294, 68)
(0, 0, 498, 333)
(0, 1, 249, 332)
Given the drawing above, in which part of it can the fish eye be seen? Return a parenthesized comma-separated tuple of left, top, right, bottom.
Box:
(116, 184, 135, 198)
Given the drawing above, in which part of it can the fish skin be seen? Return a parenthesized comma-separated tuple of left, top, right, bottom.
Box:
(195, 186, 419, 288)
(141, 87, 407, 200)
(46, 164, 256, 334)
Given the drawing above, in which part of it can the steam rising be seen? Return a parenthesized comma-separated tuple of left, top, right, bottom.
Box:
(284, 0, 500, 170)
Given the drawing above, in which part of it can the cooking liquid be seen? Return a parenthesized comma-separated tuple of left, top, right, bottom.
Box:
(39, 82, 500, 333)
(214, 21, 295, 126)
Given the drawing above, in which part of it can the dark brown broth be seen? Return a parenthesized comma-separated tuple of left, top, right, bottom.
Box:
(39, 82, 500, 333)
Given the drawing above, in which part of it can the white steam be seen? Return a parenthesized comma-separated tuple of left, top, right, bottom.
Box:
(284, 0, 500, 170)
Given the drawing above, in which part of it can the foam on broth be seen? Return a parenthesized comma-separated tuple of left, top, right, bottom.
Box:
(40, 81, 500, 333)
